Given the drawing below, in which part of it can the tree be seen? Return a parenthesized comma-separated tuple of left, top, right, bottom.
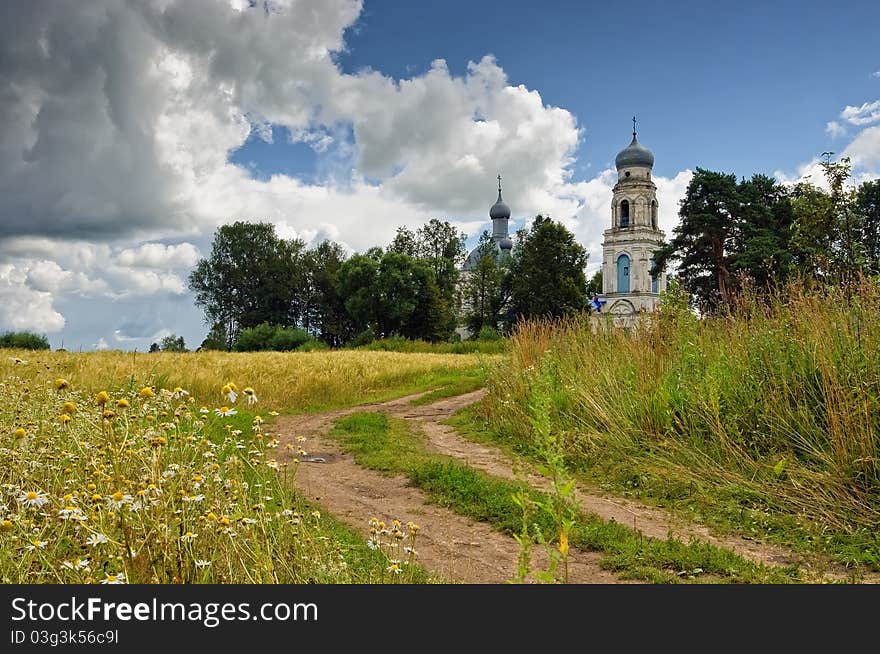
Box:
(337, 253, 381, 336)
(148, 342, 160, 353)
(0, 331, 50, 350)
(188, 221, 305, 348)
(730, 174, 795, 290)
(160, 334, 187, 352)
(653, 169, 740, 313)
(856, 179, 880, 274)
(585, 270, 603, 297)
(199, 323, 229, 351)
(461, 231, 509, 334)
(303, 240, 353, 346)
(507, 215, 588, 322)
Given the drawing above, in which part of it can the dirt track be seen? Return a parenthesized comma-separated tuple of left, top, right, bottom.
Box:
(276, 389, 875, 583)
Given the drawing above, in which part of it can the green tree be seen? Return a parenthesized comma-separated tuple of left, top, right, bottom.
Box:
(337, 253, 381, 335)
(199, 323, 229, 351)
(188, 221, 305, 348)
(508, 215, 588, 321)
(856, 179, 880, 274)
(654, 169, 740, 313)
(303, 240, 353, 346)
(462, 231, 509, 335)
(730, 174, 795, 290)
(585, 270, 603, 297)
(0, 331, 50, 350)
(160, 334, 187, 352)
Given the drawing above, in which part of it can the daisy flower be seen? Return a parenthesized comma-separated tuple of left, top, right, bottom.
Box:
(171, 387, 189, 399)
(214, 406, 237, 417)
(85, 533, 109, 547)
(99, 572, 126, 584)
(221, 383, 238, 404)
(243, 387, 257, 405)
(18, 490, 50, 508)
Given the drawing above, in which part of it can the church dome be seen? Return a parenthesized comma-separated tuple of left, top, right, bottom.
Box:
(498, 236, 513, 251)
(615, 134, 654, 169)
(489, 191, 510, 220)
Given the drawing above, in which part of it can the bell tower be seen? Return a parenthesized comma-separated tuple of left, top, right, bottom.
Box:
(601, 118, 667, 317)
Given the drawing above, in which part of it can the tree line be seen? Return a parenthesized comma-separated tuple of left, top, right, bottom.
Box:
(188, 216, 589, 350)
(654, 154, 880, 314)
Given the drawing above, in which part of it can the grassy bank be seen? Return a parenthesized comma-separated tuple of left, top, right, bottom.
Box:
(329, 411, 799, 583)
(466, 279, 880, 570)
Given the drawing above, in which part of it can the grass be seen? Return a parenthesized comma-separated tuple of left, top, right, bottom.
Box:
(0, 365, 434, 584)
(408, 370, 487, 406)
(354, 336, 509, 355)
(466, 278, 880, 571)
(0, 349, 501, 413)
(329, 412, 801, 583)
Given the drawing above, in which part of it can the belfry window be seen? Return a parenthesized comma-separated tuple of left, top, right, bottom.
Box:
(651, 200, 657, 229)
(620, 200, 630, 228)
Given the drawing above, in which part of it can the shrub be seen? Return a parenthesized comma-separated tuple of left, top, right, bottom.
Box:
(476, 325, 501, 341)
(0, 331, 50, 350)
(234, 324, 313, 352)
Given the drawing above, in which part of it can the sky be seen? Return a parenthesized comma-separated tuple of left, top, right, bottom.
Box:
(1, 0, 879, 351)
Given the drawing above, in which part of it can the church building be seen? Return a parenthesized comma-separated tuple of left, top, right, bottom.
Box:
(600, 121, 667, 317)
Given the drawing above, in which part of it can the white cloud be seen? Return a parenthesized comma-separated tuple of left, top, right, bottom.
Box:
(116, 243, 200, 269)
(0, 264, 65, 333)
(826, 121, 847, 138)
(93, 337, 109, 351)
(843, 125, 880, 171)
(840, 100, 880, 126)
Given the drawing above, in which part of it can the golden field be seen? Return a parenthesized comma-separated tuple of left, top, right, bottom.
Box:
(0, 349, 492, 583)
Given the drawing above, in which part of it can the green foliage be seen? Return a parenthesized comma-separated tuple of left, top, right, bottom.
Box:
(355, 336, 507, 354)
(159, 334, 187, 352)
(233, 323, 314, 352)
(508, 215, 589, 322)
(461, 230, 510, 335)
(477, 325, 501, 341)
(0, 331, 50, 350)
(199, 322, 229, 351)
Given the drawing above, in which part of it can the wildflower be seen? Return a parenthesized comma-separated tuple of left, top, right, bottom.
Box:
(559, 530, 569, 558)
(102, 410, 116, 420)
(13, 427, 26, 439)
(58, 506, 86, 521)
(61, 401, 76, 415)
(181, 494, 205, 503)
(55, 378, 70, 390)
(0, 519, 13, 531)
(106, 491, 132, 510)
(180, 531, 198, 542)
(386, 562, 402, 575)
(9, 357, 26, 364)
(218, 516, 231, 526)
(311, 510, 321, 520)
(253, 415, 264, 425)
(18, 490, 50, 508)
(139, 387, 155, 399)
(58, 414, 72, 426)
(25, 540, 49, 551)
(171, 387, 189, 399)
(116, 398, 130, 409)
(214, 406, 237, 417)
(194, 559, 212, 568)
(61, 558, 90, 572)
(367, 539, 379, 551)
(243, 387, 257, 405)
(99, 572, 126, 584)
(95, 391, 109, 406)
(221, 384, 238, 404)
(269, 410, 279, 416)
(85, 533, 109, 547)
(199, 406, 209, 414)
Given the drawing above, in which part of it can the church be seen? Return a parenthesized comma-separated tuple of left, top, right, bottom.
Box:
(459, 122, 667, 329)
(600, 121, 668, 318)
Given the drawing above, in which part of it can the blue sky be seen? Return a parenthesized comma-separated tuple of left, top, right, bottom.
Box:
(235, 0, 880, 181)
(1, 0, 878, 351)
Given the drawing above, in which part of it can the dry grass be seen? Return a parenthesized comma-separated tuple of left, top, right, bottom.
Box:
(0, 350, 497, 412)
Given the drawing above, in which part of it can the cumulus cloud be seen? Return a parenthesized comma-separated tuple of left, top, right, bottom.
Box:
(0, 264, 65, 333)
(840, 100, 880, 126)
(116, 243, 200, 269)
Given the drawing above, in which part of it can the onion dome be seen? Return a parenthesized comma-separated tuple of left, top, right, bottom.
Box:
(615, 120, 654, 169)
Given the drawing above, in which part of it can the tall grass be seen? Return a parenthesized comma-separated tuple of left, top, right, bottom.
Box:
(473, 278, 880, 565)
